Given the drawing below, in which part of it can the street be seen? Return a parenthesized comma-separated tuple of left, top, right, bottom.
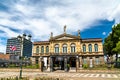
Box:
(0, 71, 120, 80)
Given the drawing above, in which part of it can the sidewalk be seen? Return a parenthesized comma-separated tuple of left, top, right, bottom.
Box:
(0, 68, 120, 73)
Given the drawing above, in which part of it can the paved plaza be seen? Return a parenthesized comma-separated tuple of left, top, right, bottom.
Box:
(0, 71, 120, 80)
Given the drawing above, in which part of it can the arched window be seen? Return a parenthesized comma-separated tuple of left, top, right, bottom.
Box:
(55, 44, 59, 53)
(83, 44, 86, 52)
(71, 43, 76, 53)
(88, 44, 92, 52)
(94, 44, 98, 52)
(63, 44, 67, 53)
(36, 46, 39, 53)
(41, 46, 44, 53)
(46, 46, 49, 53)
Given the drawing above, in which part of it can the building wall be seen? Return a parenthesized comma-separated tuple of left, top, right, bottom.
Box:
(6, 38, 21, 54)
(33, 41, 103, 54)
(50, 40, 81, 53)
(6, 36, 32, 57)
(0, 54, 10, 60)
(23, 39, 32, 57)
(81, 42, 103, 53)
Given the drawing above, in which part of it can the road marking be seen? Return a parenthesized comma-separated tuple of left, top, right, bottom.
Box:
(73, 74, 80, 77)
(101, 74, 105, 78)
(94, 74, 100, 77)
(112, 74, 118, 78)
(89, 74, 95, 77)
(107, 74, 111, 78)
(83, 74, 90, 77)
(78, 74, 84, 77)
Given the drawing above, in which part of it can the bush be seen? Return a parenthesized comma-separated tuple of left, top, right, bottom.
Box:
(94, 64, 107, 68)
(9, 64, 17, 68)
(24, 64, 39, 69)
(83, 64, 88, 69)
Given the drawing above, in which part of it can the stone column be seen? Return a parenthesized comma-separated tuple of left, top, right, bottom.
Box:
(46, 57, 50, 71)
(76, 56, 79, 72)
(87, 57, 90, 66)
(39, 57, 43, 72)
(92, 57, 95, 66)
(50, 57, 53, 72)
(79, 56, 82, 69)
(64, 57, 67, 72)
(100, 56, 104, 65)
(31, 57, 36, 65)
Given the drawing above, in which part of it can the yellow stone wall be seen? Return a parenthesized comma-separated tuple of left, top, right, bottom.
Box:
(81, 42, 103, 52)
(33, 45, 50, 53)
(50, 40, 81, 53)
(32, 40, 103, 55)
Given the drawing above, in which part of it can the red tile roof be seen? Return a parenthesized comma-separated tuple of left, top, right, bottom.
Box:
(33, 41, 50, 45)
(82, 38, 102, 42)
(0, 54, 10, 60)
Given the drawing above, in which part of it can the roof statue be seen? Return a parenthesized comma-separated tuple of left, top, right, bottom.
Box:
(51, 32, 53, 38)
(78, 30, 80, 37)
(64, 25, 66, 34)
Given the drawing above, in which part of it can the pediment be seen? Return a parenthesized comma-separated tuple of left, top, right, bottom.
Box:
(50, 33, 80, 41)
(56, 36, 74, 40)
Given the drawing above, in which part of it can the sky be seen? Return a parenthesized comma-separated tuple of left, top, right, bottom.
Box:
(0, 0, 120, 53)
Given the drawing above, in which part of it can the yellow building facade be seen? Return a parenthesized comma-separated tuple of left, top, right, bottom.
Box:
(32, 26, 104, 72)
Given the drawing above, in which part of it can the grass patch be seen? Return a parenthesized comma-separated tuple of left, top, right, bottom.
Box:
(82, 64, 120, 70)
(23, 64, 39, 69)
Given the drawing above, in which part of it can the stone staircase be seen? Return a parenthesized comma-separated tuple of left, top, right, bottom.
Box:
(69, 67, 76, 72)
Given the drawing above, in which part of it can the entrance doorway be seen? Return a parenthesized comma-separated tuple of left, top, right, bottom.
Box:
(89, 58, 93, 68)
(69, 57, 76, 67)
(53, 57, 64, 70)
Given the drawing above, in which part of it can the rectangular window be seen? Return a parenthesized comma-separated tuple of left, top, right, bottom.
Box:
(83, 57, 87, 64)
(95, 57, 100, 65)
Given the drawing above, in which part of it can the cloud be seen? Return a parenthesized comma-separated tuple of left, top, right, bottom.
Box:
(102, 32, 106, 35)
(0, 38, 6, 53)
(0, 0, 120, 52)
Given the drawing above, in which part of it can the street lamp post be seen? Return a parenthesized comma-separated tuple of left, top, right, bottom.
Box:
(18, 35, 24, 79)
(20, 58, 23, 79)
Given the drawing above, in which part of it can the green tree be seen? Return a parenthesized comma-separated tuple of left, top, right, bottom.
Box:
(113, 41, 120, 53)
(104, 34, 113, 56)
(104, 23, 120, 62)
(111, 24, 120, 63)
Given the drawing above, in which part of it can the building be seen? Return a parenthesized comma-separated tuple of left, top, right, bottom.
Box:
(32, 26, 104, 72)
(0, 52, 4, 54)
(0, 54, 10, 60)
(6, 34, 32, 57)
